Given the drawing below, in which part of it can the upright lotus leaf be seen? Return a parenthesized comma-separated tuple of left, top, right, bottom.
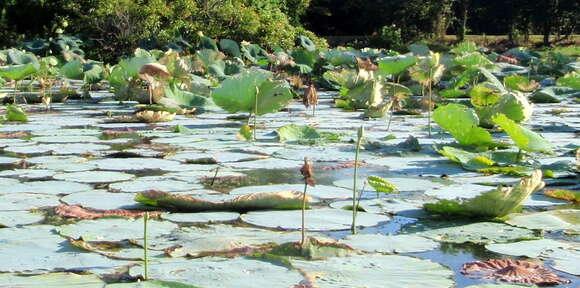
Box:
(298, 35, 316, 52)
(199, 35, 218, 51)
(530, 87, 580, 103)
(367, 176, 398, 193)
(478, 92, 534, 126)
(424, 170, 543, 218)
(433, 103, 494, 146)
(450, 41, 478, 55)
(5, 49, 39, 66)
(470, 84, 501, 108)
(195, 49, 224, 70)
(492, 113, 554, 154)
(61, 60, 84, 80)
(135, 190, 308, 212)
(323, 49, 355, 66)
(451, 67, 479, 89)
(348, 79, 383, 108)
(211, 69, 271, 113)
(557, 71, 580, 90)
(479, 68, 507, 94)
(6, 105, 28, 122)
(0, 64, 38, 81)
(22, 39, 50, 55)
(219, 39, 241, 58)
(377, 55, 417, 75)
(504, 75, 539, 92)
(408, 44, 431, 56)
(292, 49, 319, 69)
(454, 52, 493, 68)
(255, 80, 294, 115)
(409, 53, 445, 87)
(164, 84, 207, 107)
(159, 51, 191, 80)
(119, 56, 155, 78)
(241, 43, 267, 64)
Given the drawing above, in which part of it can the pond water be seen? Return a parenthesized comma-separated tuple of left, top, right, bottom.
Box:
(0, 89, 578, 287)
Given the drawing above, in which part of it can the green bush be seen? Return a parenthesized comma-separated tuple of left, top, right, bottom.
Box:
(369, 25, 404, 51)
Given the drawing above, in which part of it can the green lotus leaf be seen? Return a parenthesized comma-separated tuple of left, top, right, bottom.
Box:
(276, 124, 323, 143)
(5, 49, 39, 66)
(433, 104, 494, 146)
(211, 69, 272, 113)
(492, 113, 554, 154)
(438, 146, 519, 171)
(450, 41, 478, 55)
(255, 79, 294, 115)
(199, 35, 218, 51)
(439, 88, 466, 98)
(478, 92, 533, 126)
(424, 170, 543, 218)
(164, 84, 207, 107)
(557, 71, 580, 90)
(504, 75, 538, 92)
(454, 52, 493, 68)
(469, 84, 501, 108)
(479, 67, 507, 93)
(269, 237, 356, 259)
(367, 176, 398, 193)
(196, 49, 224, 70)
(241, 43, 267, 64)
(106, 280, 200, 288)
(6, 105, 28, 122)
(135, 190, 307, 212)
(323, 49, 355, 66)
(322, 69, 359, 89)
(219, 39, 241, 58)
(377, 55, 417, 75)
(530, 87, 580, 103)
(348, 79, 383, 108)
(408, 43, 431, 56)
(506, 209, 580, 232)
(292, 49, 319, 69)
(0, 63, 38, 81)
(119, 56, 154, 78)
(420, 222, 537, 244)
(298, 35, 316, 52)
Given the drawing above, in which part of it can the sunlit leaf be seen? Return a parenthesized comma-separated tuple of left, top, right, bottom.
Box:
(492, 113, 553, 154)
(432, 103, 494, 146)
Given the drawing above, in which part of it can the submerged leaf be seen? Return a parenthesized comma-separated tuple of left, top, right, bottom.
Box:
(269, 237, 355, 260)
(276, 124, 331, 144)
(424, 170, 543, 218)
(55, 204, 157, 220)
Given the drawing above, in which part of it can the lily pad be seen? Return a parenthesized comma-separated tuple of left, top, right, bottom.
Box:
(0, 272, 106, 288)
(57, 218, 178, 242)
(0, 210, 44, 227)
(291, 254, 454, 288)
(0, 225, 128, 273)
(229, 184, 351, 200)
(61, 191, 142, 210)
(486, 239, 573, 258)
(128, 257, 303, 287)
(419, 222, 537, 244)
(106, 280, 200, 288)
(506, 209, 580, 232)
(91, 158, 185, 172)
(109, 178, 201, 193)
(340, 234, 439, 253)
(241, 208, 390, 231)
(161, 212, 240, 223)
(334, 177, 445, 192)
(30, 135, 100, 143)
(0, 180, 93, 195)
(54, 171, 135, 184)
(0, 193, 60, 211)
(540, 247, 580, 276)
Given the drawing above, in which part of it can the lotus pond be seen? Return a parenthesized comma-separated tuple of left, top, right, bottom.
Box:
(0, 40, 579, 287)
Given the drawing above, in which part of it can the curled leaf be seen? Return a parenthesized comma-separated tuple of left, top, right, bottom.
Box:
(367, 176, 398, 193)
(55, 204, 158, 220)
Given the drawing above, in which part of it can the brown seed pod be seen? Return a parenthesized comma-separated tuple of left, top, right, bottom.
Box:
(461, 259, 570, 285)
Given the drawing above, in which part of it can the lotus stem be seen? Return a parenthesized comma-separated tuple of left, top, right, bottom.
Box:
(210, 167, 220, 186)
(301, 181, 308, 247)
(253, 87, 259, 142)
(356, 182, 367, 213)
(428, 69, 433, 138)
(143, 211, 149, 280)
(352, 126, 364, 235)
(516, 149, 523, 164)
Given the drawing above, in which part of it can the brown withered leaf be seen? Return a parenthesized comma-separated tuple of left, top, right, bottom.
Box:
(300, 157, 316, 187)
(139, 63, 171, 79)
(321, 161, 367, 171)
(461, 259, 570, 285)
(543, 189, 579, 203)
(55, 204, 160, 220)
(303, 83, 318, 108)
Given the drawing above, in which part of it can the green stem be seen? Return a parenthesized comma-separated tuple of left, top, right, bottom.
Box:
(356, 182, 367, 210)
(253, 87, 259, 142)
(428, 69, 433, 137)
(351, 129, 363, 235)
(301, 181, 308, 246)
(143, 211, 149, 280)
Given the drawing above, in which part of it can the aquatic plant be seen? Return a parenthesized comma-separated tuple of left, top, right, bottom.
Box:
(351, 125, 364, 234)
(299, 157, 315, 246)
(461, 259, 570, 285)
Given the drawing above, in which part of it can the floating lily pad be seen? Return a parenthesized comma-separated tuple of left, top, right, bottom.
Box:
(340, 234, 439, 253)
(54, 171, 135, 184)
(30, 135, 100, 143)
(329, 198, 425, 217)
(0, 193, 60, 211)
(128, 257, 303, 287)
(291, 254, 454, 288)
(0, 272, 106, 287)
(166, 151, 268, 164)
(57, 218, 178, 241)
(61, 191, 142, 210)
(540, 247, 580, 276)
(506, 209, 580, 232)
(0, 180, 93, 195)
(424, 184, 494, 200)
(419, 222, 537, 244)
(0, 225, 128, 273)
(106, 280, 200, 288)
(144, 224, 322, 257)
(225, 158, 302, 169)
(0, 156, 21, 165)
(0, 177, 19, 186)
(486, 239, 573, 258)
(91, 158, 186, 172)
(0, 210, 44, 227)
(109, 177, 202, 193)
(161, 212, 240, 223)
(241, 208, 390, 231)
(229, 184, 351, 200)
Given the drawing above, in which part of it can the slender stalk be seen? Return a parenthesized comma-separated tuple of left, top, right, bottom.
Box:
(516, 149, 523, 164)
(428, 68, 433, 137)
(301, 181, 308, 246)
(356, 182, 367, 211)
(210, 167, 220, 186)
(351, 126, 364, 235)
(386, 75, 400, 132)
(253, 87, 259, 141)
(143, 211, 149, 280)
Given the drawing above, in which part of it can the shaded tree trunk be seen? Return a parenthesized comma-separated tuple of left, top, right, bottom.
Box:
(457, 0, 470, 41)
(433, 0, 454, 41)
